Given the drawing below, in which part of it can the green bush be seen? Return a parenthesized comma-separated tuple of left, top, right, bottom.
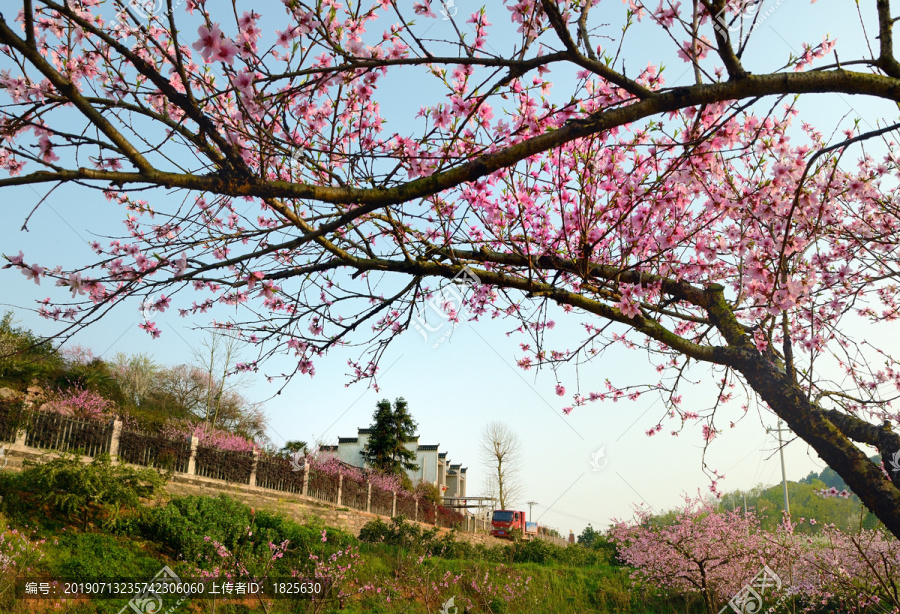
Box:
(0, 310, 62, 387)
(139, 494, 253, 564)
(48, 358, 125, 406)
(139, 494, 356, 570)
(358, 515, 438, 552)
(1, 452, 164, 532)
(508, 537, 553, 563)
(46, 532, 162, 578)
(41, 532, 176, 614)
(358, 517, 391, 543)
(253, 508, 355, 551)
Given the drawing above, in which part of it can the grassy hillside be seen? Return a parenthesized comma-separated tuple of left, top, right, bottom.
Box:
(0, 453, 703, 614)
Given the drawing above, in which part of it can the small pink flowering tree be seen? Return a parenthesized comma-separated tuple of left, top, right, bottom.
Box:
(609, 496, 790, 614)
(788, 521, 900, 613)
(0, 527, 45, 600)
(42, 386, 113, 420)
(611, 499, 900, 613)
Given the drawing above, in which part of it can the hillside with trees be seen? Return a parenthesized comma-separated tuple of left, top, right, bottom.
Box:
(0, 310, 267, 446)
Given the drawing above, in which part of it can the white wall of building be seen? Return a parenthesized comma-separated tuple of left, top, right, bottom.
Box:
(413, 447, 438, 485)
(335, 434, 367, 467)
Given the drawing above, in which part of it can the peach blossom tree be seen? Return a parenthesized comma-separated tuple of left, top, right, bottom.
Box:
(2, 0, 900, 539)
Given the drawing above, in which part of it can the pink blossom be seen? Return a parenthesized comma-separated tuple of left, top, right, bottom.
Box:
(192, 23, 223, 61)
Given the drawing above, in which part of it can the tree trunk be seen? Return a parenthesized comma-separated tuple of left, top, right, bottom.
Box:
(700, 284, 900, 541)
(735, 352, 900, 540)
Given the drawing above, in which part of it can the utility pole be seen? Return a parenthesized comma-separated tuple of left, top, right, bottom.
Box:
(526, 500, 538, 522)
(743, 492, 749, 537)
(767, 419, 791, 517)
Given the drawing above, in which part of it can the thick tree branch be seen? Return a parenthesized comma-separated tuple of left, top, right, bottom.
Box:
(877, 0, 900, 77)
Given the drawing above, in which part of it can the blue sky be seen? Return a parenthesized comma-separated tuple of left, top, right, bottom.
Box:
(0, 0, 894, 535)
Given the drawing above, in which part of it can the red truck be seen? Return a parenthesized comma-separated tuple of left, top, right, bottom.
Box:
(490, 510, 538, 540)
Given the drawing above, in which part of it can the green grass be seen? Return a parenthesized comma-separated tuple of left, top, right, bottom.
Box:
(0, 480, 707, 614)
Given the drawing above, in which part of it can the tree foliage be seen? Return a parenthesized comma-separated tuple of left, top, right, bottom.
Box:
(361, 397, 419, 475)
(4, 0, 900, 538)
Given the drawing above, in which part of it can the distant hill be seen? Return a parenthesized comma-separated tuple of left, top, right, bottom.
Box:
(798, 455, 882, 492)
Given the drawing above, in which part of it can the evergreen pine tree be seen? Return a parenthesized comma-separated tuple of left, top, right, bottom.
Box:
(361, 397, 419, 475)
(389, 397, 419, 473)
(361, 399, 395, 470)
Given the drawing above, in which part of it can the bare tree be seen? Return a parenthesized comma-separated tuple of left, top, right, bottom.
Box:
(479, 421, 525, 511)
(110, 346, 267, 440)
(191, 331, 247, 429)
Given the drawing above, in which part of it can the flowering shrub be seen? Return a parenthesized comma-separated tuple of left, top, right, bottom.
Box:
(162, 419, 259, 453)
(42, 386, 113, 419)
(303, 533, 362, 612)
(196, 527, 290, 582)
(816, 486, 852, 499)
(59, 344, 95, 366)
(436, 505, 465, 528)
(307, 452, 401, 493)
(360, 547, 534, 613)
(0, 526, 45, 599)
(782, 518, 900, 613)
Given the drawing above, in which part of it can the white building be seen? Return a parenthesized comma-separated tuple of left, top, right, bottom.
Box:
(325, 427, 466, 497)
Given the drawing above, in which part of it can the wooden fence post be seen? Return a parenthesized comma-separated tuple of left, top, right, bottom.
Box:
(186, 435, 199, 476)
(249, 449, 260, 487)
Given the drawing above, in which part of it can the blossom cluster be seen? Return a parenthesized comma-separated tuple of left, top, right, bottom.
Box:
(41, 386, 113, 420)
(162, 419, 260, 453)
(307, 451, 403, 493)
